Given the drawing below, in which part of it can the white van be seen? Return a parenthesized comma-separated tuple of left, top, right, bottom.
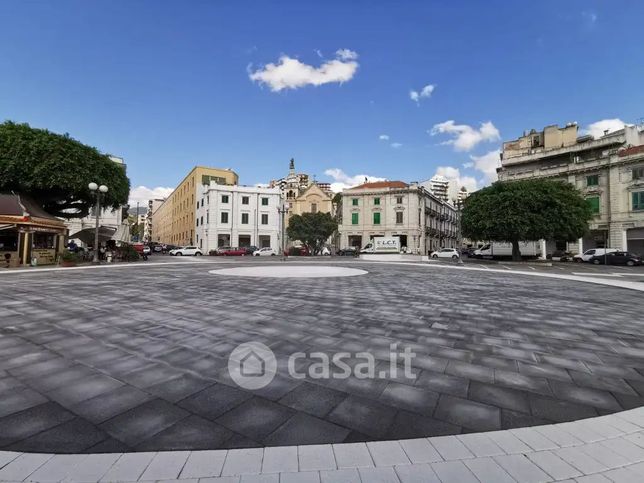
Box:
(573, 248, 618, 263)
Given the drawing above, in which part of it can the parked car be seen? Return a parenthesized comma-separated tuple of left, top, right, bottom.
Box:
(152, 245, 163, 252)
(132, 243, 151, 256)
(336, 247, 358, 257)
(215, 247, 247, 256)
(589, 251, 642, 266)
(320, 246, 331, 256)
(573, 248, 618, 263)
(169, 246, 203, 256)
(288, 245, 310, 256)
(430, 248, 460, 260)
(244, 245, 259, 255)
(253, 247, 277, 256)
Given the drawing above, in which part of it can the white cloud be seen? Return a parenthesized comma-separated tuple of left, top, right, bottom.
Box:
(430, 120, 500, 152)
(379, 134, 390, 141)
(469, 149, 501, 184)
(249, 50, 359, 91)
(324, 168, 386, 192)
(128, 186, 174, 208)
(582, 118, 627, 139)
(335, 48, 358, 61)
(390, 142, 403, 149)
(582, 11, 598, 26)
(410, 84, 435, 104)
(462, 161, 474, 169)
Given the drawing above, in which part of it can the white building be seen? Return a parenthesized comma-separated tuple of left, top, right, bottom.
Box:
(421, 175, 450, 202)
(145, 198, 165, 242)
(65, 156, 127, 245)
(339, 181, 459, 254)
(195, 183, 282, 252)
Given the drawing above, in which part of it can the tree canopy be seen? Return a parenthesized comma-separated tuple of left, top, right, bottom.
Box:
(461, 179, 593, 260)
(0, 121, 130, 218)
(287, 211, 338, 254)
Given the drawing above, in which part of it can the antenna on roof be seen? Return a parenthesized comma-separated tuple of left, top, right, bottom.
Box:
(364, 177, 368, 183)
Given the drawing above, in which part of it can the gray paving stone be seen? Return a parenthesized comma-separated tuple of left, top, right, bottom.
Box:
(0, 453, 53, 481)
(0, 402, 76, 447)
(333, 442, 374, 468)
(69, 385, 153, 424)
(263, 412, 349, 446)
(526, 450, 582, 480)
(469, 382, 530, 414)
(61, 452, 122, 482)
(140, 451, 190, 480)
(179, 450, 227, 478)
(6, 417, 110, 453)
(99, 452, 156, 482)
(414, 371, 469, 398)
(178, 384, 253, 421)
(278, 382, 348, 418)
(358, 466, 400, 483)
(434, 394, 501, 431)
(378, 382, 439, 417)
(463, 456, 517, 483)
(299, 444, 336, 472)
(216, 397, 295, 442)
(262, 446, 298, 473)
(279, 471, 321, 483)
(327, 395, 396, 439)
(394, 463, 441, 483)
(135, 414, 233, 451)
(429, 435, 475, 461)
(430, 460, 478, 483)
(221, 448, 263, 476)
(493, 454, 551, 483)
(319, 468, 359, 483)
(367, 441, 410, 466)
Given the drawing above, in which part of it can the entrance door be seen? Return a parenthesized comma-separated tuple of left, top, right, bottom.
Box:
(258, 235, 271, 248)
(348, 235, 362, 248)
(238, 235, 251, 247)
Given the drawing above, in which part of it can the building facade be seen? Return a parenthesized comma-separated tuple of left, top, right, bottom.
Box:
(145, 198, 165, 243)
(195, 184, 281, 252)
(151, 166, 238, 246)
(338, 181, 459, 254)
(422, 175, 450, 202)
(498, 123, 644, 255)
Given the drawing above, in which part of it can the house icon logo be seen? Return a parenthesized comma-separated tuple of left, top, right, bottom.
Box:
(228, 341, 277, 390)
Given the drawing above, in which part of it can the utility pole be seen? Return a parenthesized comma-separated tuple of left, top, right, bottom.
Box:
(278, 202, 289, 261)
(456, 199, 464, 265)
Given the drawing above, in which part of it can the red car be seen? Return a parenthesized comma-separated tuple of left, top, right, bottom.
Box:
(215, 246, 247, 256)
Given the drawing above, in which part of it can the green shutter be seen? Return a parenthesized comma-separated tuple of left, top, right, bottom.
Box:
(352, 198, 358, 206)
(587, 197, 600, 213)
(373, 212, 380, 225)
(634, 191, 644, 211)
(374, 197, 380, 205)
(352, 213, 359, 225)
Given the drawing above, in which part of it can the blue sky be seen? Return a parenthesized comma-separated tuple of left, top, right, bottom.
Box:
(1, 1, 643, 204)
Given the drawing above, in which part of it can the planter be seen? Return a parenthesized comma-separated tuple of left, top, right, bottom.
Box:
(60, 260, 77, 267)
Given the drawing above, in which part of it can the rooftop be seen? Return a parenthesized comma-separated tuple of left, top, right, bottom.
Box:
(348, 181, 409, 190)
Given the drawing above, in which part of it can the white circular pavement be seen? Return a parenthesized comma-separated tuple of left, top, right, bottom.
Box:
(208, 265, 368, 278)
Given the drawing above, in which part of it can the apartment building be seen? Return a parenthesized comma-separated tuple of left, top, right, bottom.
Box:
(498, 123, 644, 255)
(339, 181, 459, 254)
(151, 166, 238, 246)
(195, 183, 281, 252)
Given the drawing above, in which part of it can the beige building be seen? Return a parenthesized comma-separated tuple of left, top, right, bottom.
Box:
(339, 181, 459, 254)
(152, 166, 238, 246)
(498, 123, 644, 255)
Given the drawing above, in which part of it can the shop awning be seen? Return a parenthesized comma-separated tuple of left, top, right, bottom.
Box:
(69, 226, 117, 245)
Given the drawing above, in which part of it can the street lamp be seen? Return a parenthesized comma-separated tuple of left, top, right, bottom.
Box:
(89, 182, 108, 264)
(277, 202, 289, 261)
(456, 199, 464, 265)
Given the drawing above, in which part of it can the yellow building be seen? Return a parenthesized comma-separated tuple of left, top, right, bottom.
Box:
(152, 166, 238, 246)
(288, 183, 333, 220)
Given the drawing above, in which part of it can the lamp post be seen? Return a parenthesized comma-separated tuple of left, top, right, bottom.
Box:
(88, 182, 108, 264)
(277, 202, 289, 261)
(456, 199, 464, 265)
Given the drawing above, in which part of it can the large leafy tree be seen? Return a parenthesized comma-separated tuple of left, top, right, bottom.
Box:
(287, 211, 338, 254)
(0, 121, 130, 218)
(462, 179, 593, 260)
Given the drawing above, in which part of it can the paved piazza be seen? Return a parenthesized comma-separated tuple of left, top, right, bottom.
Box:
(1, 259, 643, 454)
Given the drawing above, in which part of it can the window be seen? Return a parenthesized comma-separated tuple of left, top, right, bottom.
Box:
(33, 233, 55, 249)
(374, 197, 380, 205)
(200, 216, 203, 225)
(201, 199, 204, 207)
(373, 212, 381, 225)
(0, 232, 18, 251)
(221, 195, 229, 203)
(351, 212, 359, 225)
(241, 213, 249, 224)
(261, 214, 269, 225)
(586, 196, 600, 214)
(396, 196, 403, 204)
(633, 191, 644, 211)
(206, 213, 209, 223)
(586, 175, 599, 186)
(396, 211, 403, 224)
(261, 197, 269, 206)
(633, 167, 644, 180)
(311, 203, 317, 213)
(242, 196, 249, 205)
(196, 218, 199, 227)
(221, 212, 229, 223)
(352, 198, 358, 206)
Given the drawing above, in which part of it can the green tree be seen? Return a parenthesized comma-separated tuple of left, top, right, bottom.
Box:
(0, 121, 130, 218)
(287, 211, 338, 254)
(461, 179, 593, 261)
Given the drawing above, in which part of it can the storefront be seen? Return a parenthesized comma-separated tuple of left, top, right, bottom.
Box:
(0, 194, 67, 267)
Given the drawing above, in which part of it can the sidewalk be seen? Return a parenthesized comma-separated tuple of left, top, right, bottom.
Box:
(1, 407, 644, 482)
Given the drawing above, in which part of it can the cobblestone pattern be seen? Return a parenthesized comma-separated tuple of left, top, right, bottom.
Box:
(0, 262, 643, 453)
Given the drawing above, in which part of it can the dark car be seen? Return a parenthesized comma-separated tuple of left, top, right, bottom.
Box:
(244, 245, 259, 255)
(336, 247, 358, 257)
(589, 251, 642, 266)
